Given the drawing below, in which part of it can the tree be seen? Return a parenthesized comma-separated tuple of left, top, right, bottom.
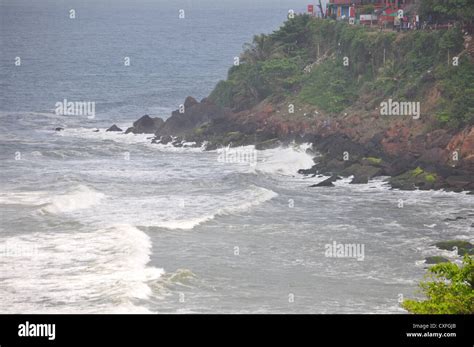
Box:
(419, 0, 474, 25)
(402, 255, 474, 314)
(241, 34, 272, 64)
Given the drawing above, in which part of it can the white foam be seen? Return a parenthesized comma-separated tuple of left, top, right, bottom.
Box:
(165, 185, 278, 230)
(254, 143, 315, 176)
(0, 185, 104, 214)
(58, 127, 204, 152)
(40, 185, 105, 214)
(0, 191, 51, 206)
(0, 224, 163, 313)
(108, 185, 278, 230)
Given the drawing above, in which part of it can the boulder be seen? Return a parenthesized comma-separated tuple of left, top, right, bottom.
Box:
(389, 167, 439, 190)
(55, 127, 64, 131)
(342, 163, 381, 183)
(106, 124, 122, 132)
(127, 115, 164, 134)
(155, 98, 231, 137)
(159, 135, 173, 145)
(425, 256, 450, 264)
(433, 240, 474, 256)
(310, 175, 341, 187)
(445, 175, 474, 191)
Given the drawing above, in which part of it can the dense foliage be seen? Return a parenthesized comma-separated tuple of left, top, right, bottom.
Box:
(419, 0, 474, 25)
(209, 14, 474, 127)
(402, 256, 474, 314)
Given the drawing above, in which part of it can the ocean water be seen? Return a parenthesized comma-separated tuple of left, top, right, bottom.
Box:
(0, 0, 473, 314)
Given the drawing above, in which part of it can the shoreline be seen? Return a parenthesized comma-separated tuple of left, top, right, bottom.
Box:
(105, 93, 474, 194)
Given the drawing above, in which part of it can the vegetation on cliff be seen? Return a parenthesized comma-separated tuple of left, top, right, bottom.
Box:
(419, 0, 474, 25)
(209, 14, 473, 128)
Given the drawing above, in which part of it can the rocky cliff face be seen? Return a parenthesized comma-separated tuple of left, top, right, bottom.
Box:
(120, 94, 473, 192)
(154, 96, 232, 138)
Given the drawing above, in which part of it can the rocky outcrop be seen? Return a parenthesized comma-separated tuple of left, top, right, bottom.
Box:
(425, 256, 450, 264)
(434, 240, 474, 256)
(310, 175, 341, 187)
(154, 97, 231, 138)
(106, 124, 122, 132)
(125, 115, 164, 134)
(125, 95, 473, 192)
(152, 135, 173, 145)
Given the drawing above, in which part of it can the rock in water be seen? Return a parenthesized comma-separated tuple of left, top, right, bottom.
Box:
(433, 240, 474, 256)
(106, 124, 122, 132)
(155, 97, 231, 137)
(54, 127, 64, 131)
(126, 115, 164, 134)
(310, 175, 341, 187)
(424, 256, 449, 264)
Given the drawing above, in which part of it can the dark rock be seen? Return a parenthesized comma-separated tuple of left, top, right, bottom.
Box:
(152, 135, 173, 145)
(381, 155, 416, 177)
(366, 133, 385, 156)
(443, 216, 465, 222)
(425, 129, 452, 149)
(310, 175, 341, 187)
(92, 129, 100, 132)
(323, 158, 347, 173)
(350, 176, 369, 184)
(155, 99, 231, 137)
(389, 167, 438, 190)
(255, 138, 281, 150)
(445, 175, 474, 191)
(106, 124, 122, 132)
(418, 147, 446, 165)
(298, 165, 318, 176)
(204, 142, 219, 151)
(425, 256, 450, 264)
(127, 115, 164, 134)
(342, 163, 382, 183)
(433, 240, 474, 256)
(317, 135, 366, 160)
(160, 135, 173, 145)
(55, 127, 64, 131)
(184, 96, 199, 109)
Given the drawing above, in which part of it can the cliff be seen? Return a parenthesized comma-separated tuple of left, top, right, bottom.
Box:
(125, 15, 474, 192)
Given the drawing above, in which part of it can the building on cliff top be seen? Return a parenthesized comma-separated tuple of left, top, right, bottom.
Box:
(327, 0, 415, 22)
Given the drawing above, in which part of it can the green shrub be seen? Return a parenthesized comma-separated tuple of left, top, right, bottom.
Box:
(402, 255, 474, 314)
